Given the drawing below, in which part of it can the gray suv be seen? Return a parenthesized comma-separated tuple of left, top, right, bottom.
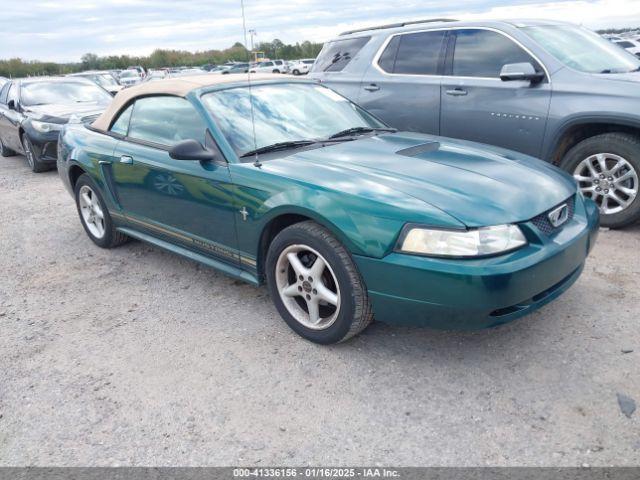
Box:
(310, 19, 640, 228)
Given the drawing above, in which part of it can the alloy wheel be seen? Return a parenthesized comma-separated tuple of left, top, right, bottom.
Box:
(78, 185, 106, 239)
(22, 137, 35, 168)
(573, 153, 638, 215)
(275, 244, 341, 330)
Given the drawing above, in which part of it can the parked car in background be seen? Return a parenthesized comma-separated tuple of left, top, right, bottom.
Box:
(311, 19, 640, 227)
(221, 63, 250, 74)
(614, 38, 640, 57)
(0, 77, 111, 172)
(127, 66, 146, 79)
(289, 59, 315, 75)
(273, 60, 289, 73)
(249, 61, 283, 73)
(119, 69, 142, 87)
(144, 70, 168, 82)
(68, 70, 123, 95)
(57, 75, 598, 344)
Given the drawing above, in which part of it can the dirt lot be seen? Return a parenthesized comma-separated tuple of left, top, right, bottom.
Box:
(0, 154, 638, 466)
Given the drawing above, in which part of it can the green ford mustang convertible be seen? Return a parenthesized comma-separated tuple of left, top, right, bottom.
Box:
(57, 74, 600, 344)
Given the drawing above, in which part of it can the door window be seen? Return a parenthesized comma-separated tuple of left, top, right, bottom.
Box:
(7, 83, 19, 105)
(452, 29, 539, 78)
(314, 36, 370, 72)
(110, 104, 133, 136)
(378, 31, 445, 75)
(127, 96, 206, 147)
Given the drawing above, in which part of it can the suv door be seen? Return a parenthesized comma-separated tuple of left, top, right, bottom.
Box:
(356, 30, 446, 135)
(107, 96, 239, 261)
(440, 28, 551, 157)
(0, 83, 23, 152)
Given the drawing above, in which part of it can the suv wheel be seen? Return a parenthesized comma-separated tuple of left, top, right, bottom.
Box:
(74, 174, 129, 248)
(292, 69, 300, 76)
(0, 137, 16, 157)
(21, 134, 48, 173)
(560, 133, 640, 228)
(266, 221, 373, 344)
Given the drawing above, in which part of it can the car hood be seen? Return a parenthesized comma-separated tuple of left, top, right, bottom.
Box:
(267, 132, 576, 227)
(23, 103, 107, 123)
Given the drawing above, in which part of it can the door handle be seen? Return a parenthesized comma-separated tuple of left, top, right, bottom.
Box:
(119, 155, 133, 164)
(364, 84, 380, 92)
(445, 88, 468, 96)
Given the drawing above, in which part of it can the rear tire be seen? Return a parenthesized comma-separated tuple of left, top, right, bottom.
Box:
(266, 221, 373, 344)
(292, 69, 300, 76)
(74, 174, 129, 248)
(21, 134, 48, 173)
(0, 136, 16, 157)
(560, 133, 640, 228)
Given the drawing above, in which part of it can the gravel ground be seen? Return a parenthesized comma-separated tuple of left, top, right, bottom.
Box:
(0, 154, 638, 467)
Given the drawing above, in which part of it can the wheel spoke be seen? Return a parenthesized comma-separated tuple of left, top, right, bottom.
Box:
(309, 256, 326, 279)
(586, 159, 599, 177)
(81, 192, 92, 207)
(601, 196, 609, 212)
(609, 191, 629, 208)
(281, 283, 300, 298)
(286, 252, 307, 277)
(596, 154, 608, 173)
(316, 284, 338, 306)
(614, 170, 634, 184)
(617, 185, 636, 197)
(306, 298, 320, 325)
(574, 175, 593, 183)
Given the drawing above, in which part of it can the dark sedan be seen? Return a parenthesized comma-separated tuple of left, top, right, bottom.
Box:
(0, 77, 112, 172)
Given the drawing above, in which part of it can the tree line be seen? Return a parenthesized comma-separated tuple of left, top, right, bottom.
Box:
(0, 39, 324, 78)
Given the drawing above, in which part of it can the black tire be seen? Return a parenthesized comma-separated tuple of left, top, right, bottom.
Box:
(266, 221, 373, 344)
(74, 174, 129, 248)
(272, 69, 280, 74)
(21, 134, 48, 173)
(292, 69, 300, 76)
(0, 136, 16, 157)
(559, 133, 640, 228)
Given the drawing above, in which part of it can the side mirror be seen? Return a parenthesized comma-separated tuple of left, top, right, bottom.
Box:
(169, 139, 216, 162)
(499, 62, 545, 83)
(7, 100, 16, 111)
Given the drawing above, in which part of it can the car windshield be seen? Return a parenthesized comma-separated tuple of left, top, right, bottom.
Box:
(92, 74, 119, 89)
(522, 24, 640, 73)
(21, 81, 113, 106)
(201, 83, 385, 158)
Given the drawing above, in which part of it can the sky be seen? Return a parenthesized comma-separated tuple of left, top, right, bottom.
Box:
(2, 0, 640, 62)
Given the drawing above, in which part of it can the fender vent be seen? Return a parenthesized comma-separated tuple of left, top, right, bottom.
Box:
(396, 142, 440, 157)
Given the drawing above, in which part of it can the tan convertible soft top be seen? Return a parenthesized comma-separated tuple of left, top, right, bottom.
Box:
(92, 73, 296, 131)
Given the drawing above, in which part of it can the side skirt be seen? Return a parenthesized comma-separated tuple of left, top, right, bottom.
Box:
(117, 227, 260, 286)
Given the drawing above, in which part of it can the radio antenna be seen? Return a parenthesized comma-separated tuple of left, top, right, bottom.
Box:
(240, 0, 261, 168)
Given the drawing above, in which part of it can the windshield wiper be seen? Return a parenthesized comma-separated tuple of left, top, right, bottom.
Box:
(240, 140, 316, 158)
(328, 126, 397, 139)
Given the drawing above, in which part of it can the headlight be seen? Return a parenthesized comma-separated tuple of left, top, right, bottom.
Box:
(31, 121, 63, 133)
(398, 224, 527, 257)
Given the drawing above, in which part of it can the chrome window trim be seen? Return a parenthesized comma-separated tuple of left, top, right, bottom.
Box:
(371, 26, 551, 83)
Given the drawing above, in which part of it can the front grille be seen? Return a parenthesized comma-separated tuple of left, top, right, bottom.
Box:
(530, 195, 575, 236)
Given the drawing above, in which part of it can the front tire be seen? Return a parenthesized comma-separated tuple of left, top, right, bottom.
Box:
(74, 174, 129, 248)
(22, 135, 48, 173)
(266, 221, 373, 344)
(560, 133, 640, 228)
(292, 69, 300, 76)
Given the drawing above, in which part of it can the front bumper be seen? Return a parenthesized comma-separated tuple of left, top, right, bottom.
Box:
(354, 195, 599, 330)
(26, 128, 60, 163)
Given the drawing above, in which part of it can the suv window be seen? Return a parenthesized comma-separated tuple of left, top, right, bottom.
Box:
(7, 83, 19, 105)
(616, 41, 634, 49)
(452, 29, 538, 78)
(127, 96, 206, 147)
(110, 104, 133, 136)
(378, 31, 445, 75)
(314, 36, 370, 72)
